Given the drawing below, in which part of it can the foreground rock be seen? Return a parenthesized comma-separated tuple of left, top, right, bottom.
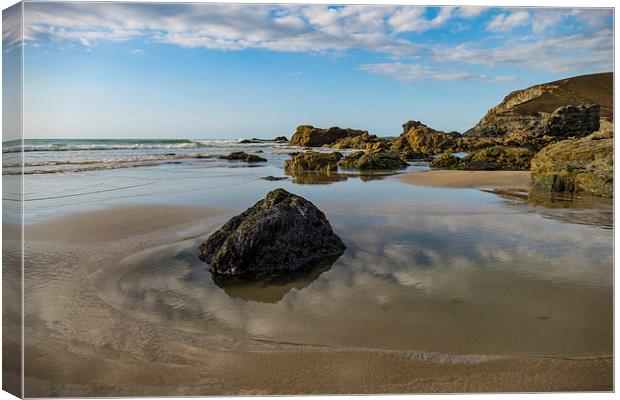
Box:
(284, 151, 342, 172)
(392, 120, 460, 155)
(198, 188, 346, 275)
(530, 131, 613, 197)
(289, 125, 368, 147)
(339, 149, 408, 170)
(465, 72, 612, 138)
(218, 151, 267, 162)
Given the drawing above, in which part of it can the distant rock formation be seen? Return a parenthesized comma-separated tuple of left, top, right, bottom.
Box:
(218, 151, 267, 162)
(289, 125, 368, 147)
(465, 72, 612, 138)
(198, 188, 346, 275)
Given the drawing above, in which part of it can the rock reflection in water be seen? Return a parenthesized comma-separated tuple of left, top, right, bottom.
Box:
(286, 170, 349, 184)
(487, 188, 613, 228)
(285, 169, 397, 185)
(211, 261, 334, 303)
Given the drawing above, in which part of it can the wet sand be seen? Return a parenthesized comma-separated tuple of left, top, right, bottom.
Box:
(397, 170, 531, 189)
(14, 204, 612, 396)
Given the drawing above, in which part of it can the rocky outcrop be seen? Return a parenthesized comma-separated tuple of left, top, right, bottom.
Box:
(198, 188, 346, 275)
(392, 121, 460, 155)
(218, 151, 267, 162)
(543, 104, 600, 137)
(284, 151, 342, 172)
(274, 136, 289, 143)
(339, 149, 408, 170)
(289, 125, 368, 147)
(530, 131, 613, 197)
(465, 72, 612, 138)
(430, 146, 534, 171)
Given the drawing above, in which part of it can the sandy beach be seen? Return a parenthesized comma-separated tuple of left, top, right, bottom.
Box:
(397, 170, 532, 189)
(12, 200, 611, 396)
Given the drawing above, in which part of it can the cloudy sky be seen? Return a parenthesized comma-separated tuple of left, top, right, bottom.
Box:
(3, 2, 614, 139)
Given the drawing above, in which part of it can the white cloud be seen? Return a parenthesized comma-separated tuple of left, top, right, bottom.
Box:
(486, 10, 530, 32)
(17, 3, 614, 82)
(359, 63, 516, 82)
(388, 6, 454, 33)
(457, 7, 488, 19)
(531, 10, 567, 34)
(434, 29, 613, 73)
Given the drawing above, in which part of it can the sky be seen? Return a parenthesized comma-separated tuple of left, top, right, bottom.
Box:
(2, 2, 614, 139)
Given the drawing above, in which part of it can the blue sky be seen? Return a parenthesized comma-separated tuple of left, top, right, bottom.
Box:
(2, 3, 614, 139)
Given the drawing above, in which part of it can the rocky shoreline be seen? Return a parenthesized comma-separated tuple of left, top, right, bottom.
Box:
(277, 72, 613, 198)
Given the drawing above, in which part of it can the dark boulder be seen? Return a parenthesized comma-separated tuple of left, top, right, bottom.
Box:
(218, 151, 267, 162)
(543, 104, 600, 137)
(198, 188, 346, 275)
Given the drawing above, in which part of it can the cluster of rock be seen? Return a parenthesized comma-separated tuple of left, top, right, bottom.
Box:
(429, 146, 535, 171)
(282, 72, 612, 197)
(197, 73, 614, 283)
(199, 188, 346, 276)
(284, 148, 409, 176)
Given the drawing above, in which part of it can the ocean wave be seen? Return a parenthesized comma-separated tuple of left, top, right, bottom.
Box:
(2, 139, 283, 153)
(2, 152, 215, 168)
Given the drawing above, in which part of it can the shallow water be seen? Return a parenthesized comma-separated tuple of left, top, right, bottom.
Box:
(13, 141, 614, 359)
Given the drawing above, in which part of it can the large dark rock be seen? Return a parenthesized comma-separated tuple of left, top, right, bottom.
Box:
(198, 189, 346, 275)
(543, 104, 600, 137)
(289, 125, 368, 147)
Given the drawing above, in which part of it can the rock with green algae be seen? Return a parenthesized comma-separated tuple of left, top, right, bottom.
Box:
(339, 149, 408, 170)
(430, 146, 535, 171)
(466, 146, 535, 170)
(198, 188, 346, 275)
(392, 120, 459, 155)
(289, 125, 368, 147)
(284, 151, 342, 172)
(530, 131, 613, 198)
